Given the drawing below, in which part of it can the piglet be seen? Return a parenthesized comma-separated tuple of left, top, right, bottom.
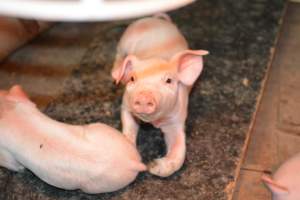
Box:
(0, 85, 146, 193)
(111, 14, 209, 177)
(262, 152, 300, 200)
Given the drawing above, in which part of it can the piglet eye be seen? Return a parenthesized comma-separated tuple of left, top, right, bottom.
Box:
(130, 76, 135, 82)
(166, 78, 172, 84)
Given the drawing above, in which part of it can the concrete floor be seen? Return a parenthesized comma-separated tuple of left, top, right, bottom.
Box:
(233, 2, 300, 200)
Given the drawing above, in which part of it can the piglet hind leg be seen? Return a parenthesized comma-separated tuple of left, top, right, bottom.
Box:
(148, 125, 186, 177)
(0, 149, 24, 171)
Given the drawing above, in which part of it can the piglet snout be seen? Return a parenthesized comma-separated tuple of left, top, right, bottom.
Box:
(132, 91, 157, 114)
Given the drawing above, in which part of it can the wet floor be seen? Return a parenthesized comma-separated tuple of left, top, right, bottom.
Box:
(0, 0, 284, 199)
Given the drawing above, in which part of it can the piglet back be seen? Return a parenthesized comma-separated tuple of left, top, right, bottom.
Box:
(0, 85, 145, 193)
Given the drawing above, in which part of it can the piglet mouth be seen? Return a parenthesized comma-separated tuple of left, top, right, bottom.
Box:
(131, 106, 164, 123)
(133, 103, 156, 114)
(133, 112, 156, 123)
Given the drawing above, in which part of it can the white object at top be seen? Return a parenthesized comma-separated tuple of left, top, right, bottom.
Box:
(0, 0, 196, 21)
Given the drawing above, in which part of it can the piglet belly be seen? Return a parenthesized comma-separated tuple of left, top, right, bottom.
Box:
(1, 120, 141, 193)
(28, 134, 141, 193)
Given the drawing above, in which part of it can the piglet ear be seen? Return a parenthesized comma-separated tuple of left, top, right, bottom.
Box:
(9, 85, 29, 101)
(172, 50, 209, 86)
(6, 85, 35, 106)
(111, 55, 138, 84)
(262, 174, 289, 196)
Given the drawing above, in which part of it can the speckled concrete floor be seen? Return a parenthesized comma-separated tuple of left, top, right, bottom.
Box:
(0, 0, 284, 199)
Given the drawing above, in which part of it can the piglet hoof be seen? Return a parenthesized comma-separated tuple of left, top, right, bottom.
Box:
(147, 157, 181, 177)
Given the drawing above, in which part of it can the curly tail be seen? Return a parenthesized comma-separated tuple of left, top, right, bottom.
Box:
(131, 160, 147, 172)
(153, 13, 172, 22)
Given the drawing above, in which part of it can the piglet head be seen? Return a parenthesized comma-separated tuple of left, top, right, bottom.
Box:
(114, 50, 208, 122)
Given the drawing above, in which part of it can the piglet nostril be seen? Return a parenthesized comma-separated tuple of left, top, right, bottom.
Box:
(147, 102, 154, 107)
(132, 91, 157, 114)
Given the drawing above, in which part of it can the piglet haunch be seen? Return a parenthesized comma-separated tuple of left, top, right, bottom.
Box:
(262, 153, 300, 200)
(111, 14, 209, 177)
(0, 85, 146, 193)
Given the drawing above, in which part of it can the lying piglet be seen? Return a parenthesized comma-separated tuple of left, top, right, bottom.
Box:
(111, 14, 209, 177)
(0, 85, 146, 193)
(262, 152, 300, 200)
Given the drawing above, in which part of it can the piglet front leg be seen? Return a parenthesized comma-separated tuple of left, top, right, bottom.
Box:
(148, 124, 186, 177)
(112, 85, 139, 146)
(121, 102, 139, 145)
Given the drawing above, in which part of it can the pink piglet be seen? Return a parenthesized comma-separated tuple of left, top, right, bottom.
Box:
(0, 85, 146, 193)
(111, 14, 209, 177)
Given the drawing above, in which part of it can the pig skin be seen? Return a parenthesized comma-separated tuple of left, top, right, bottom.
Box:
(262, 152, 300, 200)
(0, 85, 146, 194)
(112, 14, 208, 177)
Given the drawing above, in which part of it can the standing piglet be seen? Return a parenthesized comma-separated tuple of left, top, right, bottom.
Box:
(262, 153, 300, 200)
(0, 85, 145, 193)
(111, 14, 208, 177)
